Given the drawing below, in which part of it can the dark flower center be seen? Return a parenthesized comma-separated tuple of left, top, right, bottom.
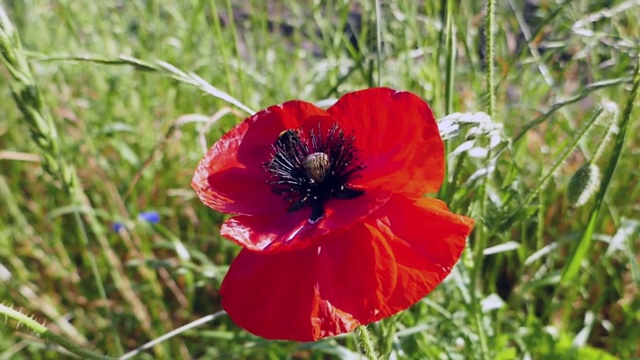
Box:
(264, 122, 365, 223)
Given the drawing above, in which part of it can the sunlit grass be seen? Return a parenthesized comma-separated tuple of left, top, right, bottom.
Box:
(1, 0, 639, 359)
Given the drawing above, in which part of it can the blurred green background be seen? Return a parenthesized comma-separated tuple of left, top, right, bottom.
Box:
(0, 0, 638, 359)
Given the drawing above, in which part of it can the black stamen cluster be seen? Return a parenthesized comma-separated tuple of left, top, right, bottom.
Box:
(264, 123, 365, 223)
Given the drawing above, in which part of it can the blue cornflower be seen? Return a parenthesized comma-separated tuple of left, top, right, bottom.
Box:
(138, 211, 160, 224)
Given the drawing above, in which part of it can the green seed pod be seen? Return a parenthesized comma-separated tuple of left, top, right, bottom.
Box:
(567, 163, 601, 207)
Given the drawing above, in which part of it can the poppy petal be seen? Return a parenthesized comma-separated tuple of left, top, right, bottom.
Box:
(221, 189, 391, 252)
(366, 195, 473, 319)
(220, 223, 398, 341)
(192, 101, 329, 216)
(327, 88, 444, 195)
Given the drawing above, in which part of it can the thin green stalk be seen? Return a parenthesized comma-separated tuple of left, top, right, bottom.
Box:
(445, 150, 468, 206)
(374, 0, 382, 87)
(485, 0, 496, 118)
(0, 304, 115, 360)
(472, 300, 490, 359)
(34, 54, 255, 114)
(439, 0, 456, 200)
(509, 77, 630, 146)
(470, 1, 496, 358)
(355, 325, 379, 360)
(560, 58, 640, 284)
(223, 0, 247, 104)
(478, 0, 496, 217)
(470, 229, 491, 360)
(522, 108, 604, 206)
(119, 311, 226, 360)
(444, 0, 455, 116)
(0, 5, 122, 352)
(208, 0, 235, 102)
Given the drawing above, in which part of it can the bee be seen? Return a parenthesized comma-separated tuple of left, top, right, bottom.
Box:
(275, 129, 301, 149)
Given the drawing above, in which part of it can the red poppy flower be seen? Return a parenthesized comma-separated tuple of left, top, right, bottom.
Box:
(192, 87, 474, 342)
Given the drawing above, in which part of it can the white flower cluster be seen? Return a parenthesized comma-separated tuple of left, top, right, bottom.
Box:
(438, 112, 506, 184)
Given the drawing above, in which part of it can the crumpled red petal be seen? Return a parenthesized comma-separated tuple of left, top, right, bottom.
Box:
(192, 101, 328, 216)
(366, 195, 474, 319)
(220, 223, 398, 342)
(327, 88, 444, 196)
(221, 189, 391, 252)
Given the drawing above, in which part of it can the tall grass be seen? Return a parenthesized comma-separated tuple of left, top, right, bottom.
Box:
(1, 0, 639, 359)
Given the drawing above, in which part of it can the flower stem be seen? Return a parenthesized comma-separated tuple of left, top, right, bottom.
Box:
(0, 304, 115, 360)
(472, 299, 490, 360)
(355, 325, 379, 360)
(478, 0, 496, 217)
(444, 0, 456, 116)
(439, 0, 456, 200)
(375, 0, 383, 87)
(484, 0, 496, 118)
(470, 1, 497, 359)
